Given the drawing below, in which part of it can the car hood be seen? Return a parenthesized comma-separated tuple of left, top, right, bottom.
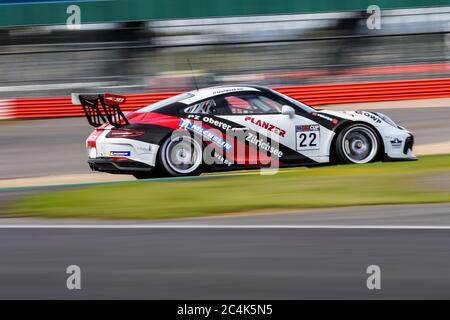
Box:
(317, 109, 363, 121)
(317, 109, 391, 127)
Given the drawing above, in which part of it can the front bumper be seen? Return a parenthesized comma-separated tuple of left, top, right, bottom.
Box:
(88, 158, 154, 174)
(383, 129, 417, 161)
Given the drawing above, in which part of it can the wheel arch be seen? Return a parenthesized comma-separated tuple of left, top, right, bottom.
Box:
(329, 121, 385, 164)
(157, 129, 204, 176)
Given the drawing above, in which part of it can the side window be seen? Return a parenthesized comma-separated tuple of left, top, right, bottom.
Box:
(181, 93, 285, 115)
(183, 99, 217, 114)
(218, 94, 283, 115)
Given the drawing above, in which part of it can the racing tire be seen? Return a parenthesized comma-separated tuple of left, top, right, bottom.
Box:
(335, 123, 381, 164)
(158, 133, 203, 177)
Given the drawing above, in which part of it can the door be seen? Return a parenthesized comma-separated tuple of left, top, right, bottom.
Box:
(215, 92, 326, 165)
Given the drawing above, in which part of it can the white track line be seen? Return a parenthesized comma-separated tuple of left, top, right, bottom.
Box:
(0, 224, 450, 229)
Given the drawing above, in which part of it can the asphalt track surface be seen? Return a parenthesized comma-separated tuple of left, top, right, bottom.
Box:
(0, 204, 449, 299)
(1, 106, 450, 179)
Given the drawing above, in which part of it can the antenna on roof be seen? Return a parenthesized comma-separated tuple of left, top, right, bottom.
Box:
(187, 58, 199, 91)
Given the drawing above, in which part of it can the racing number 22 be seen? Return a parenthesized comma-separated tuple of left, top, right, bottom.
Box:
(296, 129, 320, 151)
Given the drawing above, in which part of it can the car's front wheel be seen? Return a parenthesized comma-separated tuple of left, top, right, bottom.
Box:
(158, 134, 203, 177)
(335, 124, 381, 164)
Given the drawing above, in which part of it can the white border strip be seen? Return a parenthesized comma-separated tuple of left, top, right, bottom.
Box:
(0, 224, 450, 229)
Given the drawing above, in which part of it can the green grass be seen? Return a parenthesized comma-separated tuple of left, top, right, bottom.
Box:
(5, 155, 450, 219)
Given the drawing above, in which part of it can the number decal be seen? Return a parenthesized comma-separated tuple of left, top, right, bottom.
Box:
(298, 133, 308, 147)
(296, 125, 320, 151)
(309, 132, 317, 146)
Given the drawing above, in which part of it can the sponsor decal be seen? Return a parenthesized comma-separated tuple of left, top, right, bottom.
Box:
(179, 118, 233, 151)
(343, 111, 355, 117)
(356, 111, 382, 124)
(390, 138, 402, 148)
(108, 150, 131, 156)
(296, 125, 320, 151)
(213, 151, 232, 167)
(136, 145, 154, 153)
(246, 132, 283, 158)
(211, 87, 250, 95)
(312, 112, 338, 125)
(187, 114, 201, 120)
(104, 93, 126, 104)
(188, 115, 234, 131)
(297, 124, 320, 132)
(244, 116, 286, 137)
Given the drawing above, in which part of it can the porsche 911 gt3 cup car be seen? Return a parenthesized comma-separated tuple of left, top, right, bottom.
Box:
(73, 85, 416, 178)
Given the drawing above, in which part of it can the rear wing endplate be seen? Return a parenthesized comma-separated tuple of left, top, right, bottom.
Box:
(72, 93, 129, 128)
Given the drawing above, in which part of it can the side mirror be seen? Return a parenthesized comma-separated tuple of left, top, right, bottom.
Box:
(281, 105, 295, 118)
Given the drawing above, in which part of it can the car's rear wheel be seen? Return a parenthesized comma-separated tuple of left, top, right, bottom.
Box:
(158, 134, 203, 177)
(335, 124, 380, 164)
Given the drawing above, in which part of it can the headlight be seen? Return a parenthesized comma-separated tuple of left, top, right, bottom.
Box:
(375, 113, 397, 127)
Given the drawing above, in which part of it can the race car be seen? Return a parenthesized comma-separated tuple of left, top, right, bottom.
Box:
(73, 85, 416, 178)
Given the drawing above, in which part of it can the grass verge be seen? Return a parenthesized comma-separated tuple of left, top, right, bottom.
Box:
(4, 154, 450, 219)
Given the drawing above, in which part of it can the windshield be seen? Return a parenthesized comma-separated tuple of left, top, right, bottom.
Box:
(271, 90, 316, 113)
(137, 93, 194, 112)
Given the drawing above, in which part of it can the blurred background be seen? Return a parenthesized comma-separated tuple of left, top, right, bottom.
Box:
(2, 1, 450, 301)
(0, 0, 449, 98)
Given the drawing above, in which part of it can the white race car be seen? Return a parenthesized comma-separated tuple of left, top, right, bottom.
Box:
(75, 85, 416, 178)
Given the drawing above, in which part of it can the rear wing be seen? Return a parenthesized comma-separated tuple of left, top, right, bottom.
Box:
(72, 93, 129, 128)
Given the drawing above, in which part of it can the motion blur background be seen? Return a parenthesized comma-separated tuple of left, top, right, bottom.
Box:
(2, 1, 450, 300)
(0, 0, 449, 98)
